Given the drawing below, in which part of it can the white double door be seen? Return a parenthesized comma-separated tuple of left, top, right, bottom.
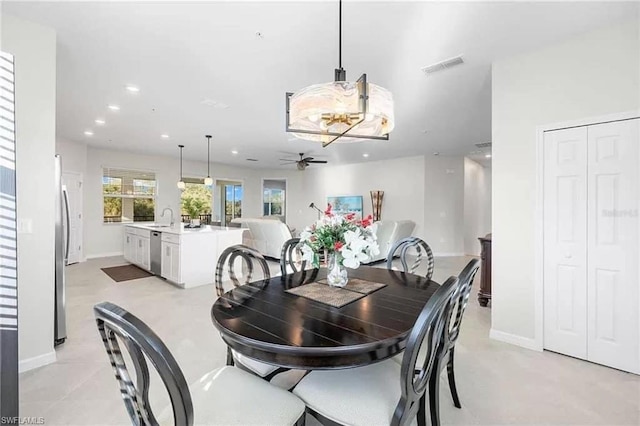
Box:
(543, 118, 639, 374)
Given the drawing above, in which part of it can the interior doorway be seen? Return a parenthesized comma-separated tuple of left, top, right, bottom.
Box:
(214, 179, 243, 226)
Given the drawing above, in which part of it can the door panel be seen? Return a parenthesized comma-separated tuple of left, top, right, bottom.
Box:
(543, 127, 588, 359)
(587, 119, 639, 373)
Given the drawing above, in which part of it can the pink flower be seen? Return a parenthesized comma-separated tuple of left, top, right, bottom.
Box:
(334, 241, 344, 251)
(324, 204, 333, 216)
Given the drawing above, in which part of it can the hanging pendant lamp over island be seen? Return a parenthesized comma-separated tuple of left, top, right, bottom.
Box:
(286, 0, 394, 147)
(177, 144, 186, 190)
(204, 135, 213, 186)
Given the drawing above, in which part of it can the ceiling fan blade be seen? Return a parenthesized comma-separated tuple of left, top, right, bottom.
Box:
(302, 157, 314, 162)
(307, 160, 328, 164)
(279, 158, 297, 162)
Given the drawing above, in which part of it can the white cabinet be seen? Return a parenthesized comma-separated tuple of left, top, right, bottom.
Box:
(161, 241, 181, 284)
(124, 227, 151, 271)
(124, 231, 135, 263)
(543, 119, 639, 374)
(123, 225, 243, 288)
(136, 235, 150, 270)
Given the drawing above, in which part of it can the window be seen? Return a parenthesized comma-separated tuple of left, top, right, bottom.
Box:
(103, 168, 156, 223)
(225, 184, 243, 225)
(180, 178, 212, 224)
(263, 179, 286, 220)
(263, 189, 284, 216)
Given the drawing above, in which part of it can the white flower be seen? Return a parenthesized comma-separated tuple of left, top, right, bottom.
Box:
(300, 229, 312, 242)
(368, 240, 380, 256)
(342, 248, 361, 269)
(300, 243, 315, 263)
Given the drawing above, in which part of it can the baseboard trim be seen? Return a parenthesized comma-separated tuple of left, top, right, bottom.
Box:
(19, 350, 56, 373)
(489, 329, 542, 352)
(433, 252, 465, 257)
(85, 251, 123, 260)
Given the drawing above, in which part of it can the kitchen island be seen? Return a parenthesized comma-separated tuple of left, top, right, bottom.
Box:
(124, 223, 244, 288)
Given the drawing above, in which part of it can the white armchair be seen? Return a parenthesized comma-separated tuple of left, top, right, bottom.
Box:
(365, 220, 417, 264)
(230, 218, 293, 259)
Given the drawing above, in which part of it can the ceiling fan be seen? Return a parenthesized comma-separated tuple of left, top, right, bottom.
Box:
(279, 152, 328, 170)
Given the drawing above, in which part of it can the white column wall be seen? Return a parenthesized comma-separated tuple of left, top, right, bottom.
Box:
(2, 15, 57, 370)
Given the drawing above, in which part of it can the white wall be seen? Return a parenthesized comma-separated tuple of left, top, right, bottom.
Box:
(463, 158, 492, 256)
(56, 138, 87, 176)
(492, 20, 640, 344)
(2, 15, 57, 370)
(285, 156, 426, 240)
(423, 155, 465, 255)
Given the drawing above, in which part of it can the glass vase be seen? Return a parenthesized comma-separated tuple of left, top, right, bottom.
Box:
(326, 253, 348, 288)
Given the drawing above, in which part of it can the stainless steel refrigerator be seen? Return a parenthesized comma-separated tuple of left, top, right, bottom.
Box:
(54, 154, 69, 345)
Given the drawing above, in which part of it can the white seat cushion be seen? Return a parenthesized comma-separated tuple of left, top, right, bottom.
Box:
(158, 366, 305, 425)
(233, 351, 279, 377)
(293, 360, 417, 426)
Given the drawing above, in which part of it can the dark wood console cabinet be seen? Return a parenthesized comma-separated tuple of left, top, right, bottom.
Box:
(478, 233, 492, 307)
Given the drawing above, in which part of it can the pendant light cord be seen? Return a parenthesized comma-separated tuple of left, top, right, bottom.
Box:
(206, 136, 211, 177)
(338, 0, 342, 70)
(179, 145, 183, 180)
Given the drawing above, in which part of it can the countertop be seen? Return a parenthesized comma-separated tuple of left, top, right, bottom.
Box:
(125, 223, 244, 236)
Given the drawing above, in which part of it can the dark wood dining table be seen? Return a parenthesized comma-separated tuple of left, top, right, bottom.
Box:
(210, 266, 440, 370)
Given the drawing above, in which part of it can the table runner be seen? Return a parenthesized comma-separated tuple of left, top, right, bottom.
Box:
(286, 279, 387, 308)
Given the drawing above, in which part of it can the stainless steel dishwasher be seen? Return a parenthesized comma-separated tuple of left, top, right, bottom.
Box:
(150, 231, 162, 275)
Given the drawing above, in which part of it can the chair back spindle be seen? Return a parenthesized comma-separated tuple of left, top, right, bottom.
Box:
(94, 302, 194, 426)
(387, 237, 435, 280)
(280, 238, 307, 276)
(215, 245, 271, 297)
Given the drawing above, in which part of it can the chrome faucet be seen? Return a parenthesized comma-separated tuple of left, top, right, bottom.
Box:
(161, 207, 175, 226)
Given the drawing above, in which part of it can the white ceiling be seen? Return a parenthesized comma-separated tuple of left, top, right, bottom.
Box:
(4, 1, 637, 168)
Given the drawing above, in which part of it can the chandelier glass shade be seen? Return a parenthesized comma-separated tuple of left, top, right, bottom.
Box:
(289, 80, 394, 143)
(285, 0, 394, 147)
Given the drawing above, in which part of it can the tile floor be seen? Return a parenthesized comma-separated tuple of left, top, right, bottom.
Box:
(19, 256, 640, 425)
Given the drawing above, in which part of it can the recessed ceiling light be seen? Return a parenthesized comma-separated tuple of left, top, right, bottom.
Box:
(95, 119, 105, 125)
(231, 150, 239, 155)
(126, 85, 140, 93)
(485, 154, 492, 158)
(362, 153, 369, 158)
(161, 134, 170, 139)
(108, 105, 120, 111)
(84, 130, 93, 136)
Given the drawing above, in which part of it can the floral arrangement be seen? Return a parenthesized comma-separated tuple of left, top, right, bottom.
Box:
(300, 204, 380, 269)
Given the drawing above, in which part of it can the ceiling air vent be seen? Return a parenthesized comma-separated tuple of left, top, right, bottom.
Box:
(475, 142, 492, 148)
(246, 158, 258, 162)
(421, 55, 464, 75)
